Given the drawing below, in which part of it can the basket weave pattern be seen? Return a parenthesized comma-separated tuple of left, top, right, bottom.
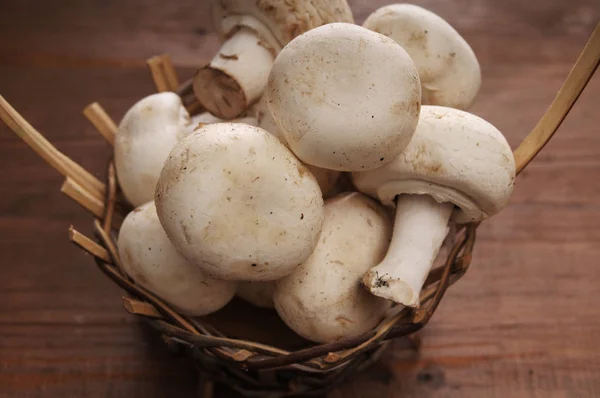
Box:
(83, 156, 478, 397)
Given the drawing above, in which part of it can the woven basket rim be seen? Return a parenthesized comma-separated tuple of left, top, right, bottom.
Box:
(86, 156, 478, 373)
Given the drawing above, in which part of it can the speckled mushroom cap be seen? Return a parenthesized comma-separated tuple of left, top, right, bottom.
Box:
(353, 106, 515, 224)
(155, 123, 325, 282)
(267, 23, 422, 171)
(211, 0, 355, 52)
(118, 201, 237, 316)
(256, 94, 341, 196)
(363, 4, 481, 110)
(114, 92, 191, 207)
(256, 94, 280, 140)
(274, 192, 393, 343)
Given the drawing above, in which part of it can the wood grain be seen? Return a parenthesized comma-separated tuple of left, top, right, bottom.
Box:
(1, 0, 599, 397)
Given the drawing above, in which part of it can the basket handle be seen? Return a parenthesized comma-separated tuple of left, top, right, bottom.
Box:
(514, 23, 600, 175)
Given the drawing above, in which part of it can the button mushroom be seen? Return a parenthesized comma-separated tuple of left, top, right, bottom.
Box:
(118, 201, 237, 316)
(266, 23, 422, 171)
(353, 106, 515, 307)
(237, 281, 276, 308)
(256, 94, 341, 197)
(193, 0, 354, 120)
(363, 4, 481, 110)
(115, 92, 191, 207)
(274, 192, 393, 343)
(155, 123, 325, 282)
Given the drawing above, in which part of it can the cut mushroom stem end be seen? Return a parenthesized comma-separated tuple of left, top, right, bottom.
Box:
(194, 27, 274, 120)
(362, 194, 453, 308)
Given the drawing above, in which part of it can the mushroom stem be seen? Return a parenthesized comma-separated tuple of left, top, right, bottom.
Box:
(362, 194, 453, 308)
(194, 28, 274, 120)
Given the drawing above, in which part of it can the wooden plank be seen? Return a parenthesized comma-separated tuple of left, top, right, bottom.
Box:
(0, 0, 597, 68)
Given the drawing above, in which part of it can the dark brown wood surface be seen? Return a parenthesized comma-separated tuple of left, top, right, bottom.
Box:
(1, 0, 599, 397)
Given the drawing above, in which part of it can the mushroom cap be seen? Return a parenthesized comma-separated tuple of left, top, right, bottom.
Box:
(118, 201, 237, 316)
(274, 192, 393, 343)
(267, 23, 422, 171)
(256, 94, 341, 196)
(352, 106, 515, 224)
(256, 94, 281, 140)
(155, 123, 325, 282)
(115, 92, 191, 207)
(237, 281, 276, 308)
(363, 4, 481, 110)
(211, 0, 354, 51)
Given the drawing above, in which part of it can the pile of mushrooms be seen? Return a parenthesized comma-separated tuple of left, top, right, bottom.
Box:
(113, 2, 516, 344)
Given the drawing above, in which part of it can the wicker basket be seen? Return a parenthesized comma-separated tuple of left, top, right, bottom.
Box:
(1, 24, 597, 398)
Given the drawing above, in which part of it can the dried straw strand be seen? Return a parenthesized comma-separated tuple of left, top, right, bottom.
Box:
(159, 54, 180, 92)
(0, 95, 105, 201)
(147, 54, 180, 93)
(122, 297, 163, 318)
(150, 321, 297, 359)
(123, 297, 223, 335)
(147, 55, 171, 92)
(83, 102, 117, 145)
(61, 178, 104, 218)
(102, 163, 118, 233)
(68, 226, 111, 262)
(122, 300, 226, 339)
(514, 23, 600, 174)
(146, 56, 201, 114)
(93, 219, 127, 277)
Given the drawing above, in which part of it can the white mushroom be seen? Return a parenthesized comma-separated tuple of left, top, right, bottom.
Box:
(256, 94, 340, 196)
(193, 0, 354, 119)
(267, 23, 422, 172)
(115, 92, 191, 207)
(237, 281, 276, 308)
(118, 201, 237, 316)
(353, 106, 516, 307)
(155, 123, 324, 282)
(363, 4, 481, 110)
(274, 192, 393, 343)
(255, 95, 279, 140)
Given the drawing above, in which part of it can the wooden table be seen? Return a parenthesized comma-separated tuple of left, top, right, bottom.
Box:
(1, 0, 599, 396)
